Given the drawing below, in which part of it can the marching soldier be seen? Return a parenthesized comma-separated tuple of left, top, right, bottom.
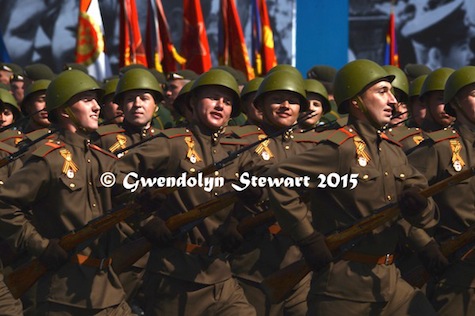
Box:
(0, 89, 24, 147)
(116, 69, 256, 315)
(266, 59, 438, 315)
(299, 78, 331, 131)
(221, 69, 320, 315)
(407, 66, 475, 315)
(100, 77, 123, 126)
(0, 69, 132, 315)
(407, 74, 428, 128)
(239, 77, 264, 126)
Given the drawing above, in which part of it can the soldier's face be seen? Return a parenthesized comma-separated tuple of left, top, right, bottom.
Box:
(192, 86, 233, 130)
(241, 94, 263, 125)
(261, 91, 300, 128)
(0, 105, 14, 127)
(389, 101, 408, 127)
(165, 79, 189, 111)
(28, 93, 50, 127)
(10, 80, 24, 103)
(122, 91, 157, 128)
(359, 81, 396, 127)
(306, 97, 324, 126)
(409, 96, 426, 127)
(455, 83, 475, 125)
(102, 96, 123, 125)
(0, 70, 12, 85)
(425, 91, 455, 127)
(68, 92, 100, 132)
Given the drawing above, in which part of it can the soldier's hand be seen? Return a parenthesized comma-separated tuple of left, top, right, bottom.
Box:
(398, 187, 428, 218)
(236, 187, 264, 205)
(297, 231, 333, 272)
(217, 216, 243, 253)
(139, 216, 173, 247)
(418, 240, 449, 276)
(39, 239, 69, 270)
(135, 190, 167, 213)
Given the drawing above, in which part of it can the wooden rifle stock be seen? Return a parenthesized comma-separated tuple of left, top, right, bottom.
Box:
(112, 191, 239, 273)
(261, 166, 475, 304)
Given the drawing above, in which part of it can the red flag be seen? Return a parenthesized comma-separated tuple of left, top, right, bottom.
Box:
(219, 0, 255, 80)
(119, 0, 148, 67)
(76, 0, 112, 81)
(146, 0, 186, 73)
(181, 0, 212, 74)
(384, 5, 399, 67)
(257, 0, 277, 74)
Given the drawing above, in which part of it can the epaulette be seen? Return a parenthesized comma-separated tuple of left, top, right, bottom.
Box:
(0, 129, 23, 143)
(426, 128, 459, 143)
(0, 141, 18, 154)
(380, 132, 402, 147)
(323, 127, 356, 145)
(386, 127, 422, 142)
(25, 128, 54, 142)
(227, 125, 264, 138)
(32, 140, 65, 157)
(159, 127, 192, 139)
(95, 124, 126, 137)
(89, 144, 119, 160)
(292, 131, 324, 143)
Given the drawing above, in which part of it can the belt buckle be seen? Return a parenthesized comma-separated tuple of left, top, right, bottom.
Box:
(384, 254, 391, 265)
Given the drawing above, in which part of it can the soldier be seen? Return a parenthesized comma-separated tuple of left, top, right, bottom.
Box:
(383, 65, 425, 154)
(21, 80, 51, 134)
(0, 69, 132, 314)
(407, 66, 475, 315)
(95, 68, 164, 155)
(299, 78, 331, 131)
(419, 68, 455, 132)
(116, 69, 256, 315)
(407, 74, 428, 128)
(171, 80, 194, 127)
(23, 64, 55, 82)
(266, 59, 438, 315)
(100, 77, 123, 126)
(0, 89, 24, 147)
(239, 77, 264, 126)
(164, 70, 198, 123)
(10, 70, 26, 105)
(221, 69, 321, 315)
(0, 64, 13, 86)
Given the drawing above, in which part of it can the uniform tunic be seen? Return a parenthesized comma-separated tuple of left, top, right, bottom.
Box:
(408, 122, 475, 315)
(267, 118, 437, 315)
(0, 130, 127, 310)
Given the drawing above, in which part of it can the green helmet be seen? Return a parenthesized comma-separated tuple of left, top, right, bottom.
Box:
(334, 59, 394, 114)
(444, 66, 475, 103)
(114, 68, 164, 105)
(419, 67, 454, 100)
(173, 80, 194, 117)
(46, 70, 102, 112)
(241, 77, 264, 99)
(102, 77, 119, 101)
(382, 65, 409, 102)
(267, 64, 302, 77)
(409, 75, 428, 98)
(0, 88, 21, 118)
(254, 70, 309, 112)
(189, 69, 241, 117)
(304, 79, 330, 113)
(22, 79, 51, 115)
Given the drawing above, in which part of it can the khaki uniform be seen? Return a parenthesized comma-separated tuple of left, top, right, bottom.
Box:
(407, 123, 475, 315)
(117, 123, 255, 316)
(267, 118, 438, 315)
(0, 143, 23, 316)
(230, 125, 319, 316)
(0, 130, 130, 314)
(385, 125, 425, 154)
(0, 129, 24, 147)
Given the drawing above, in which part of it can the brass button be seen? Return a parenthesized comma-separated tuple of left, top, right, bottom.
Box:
(0, 180, 4, 185)
(285, 145, 290, 150)
(190, 168, 196, 173)
(399, 173, 405, 178)
(92, 203, 96, 207)
(70, 183, 76, 188)
(387, 195, 392, 201)
(363, 174, 369, 180)
(214, 192, 218, 196)
(214, 171, 219, 176)
(384, 172, 389, 176)
(88, 181, 92, 186)
(213, 149, 217, 154)
(87, 159, 91, 163)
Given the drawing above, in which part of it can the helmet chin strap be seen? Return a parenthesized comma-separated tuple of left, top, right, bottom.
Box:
(64, 107, 88, 134)
(355, 96, 383, 129)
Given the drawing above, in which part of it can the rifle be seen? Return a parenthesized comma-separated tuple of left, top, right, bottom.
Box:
(112, 207, 276, 274)
(260, 166, 475, 304)
(403, 222, 475, 288)
(111, 191, 243, 273)
(0, 128, 58, 169)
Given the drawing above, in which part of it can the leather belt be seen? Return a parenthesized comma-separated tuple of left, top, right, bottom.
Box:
(71, 254, 112, 269)
(342, 251, 394, 265)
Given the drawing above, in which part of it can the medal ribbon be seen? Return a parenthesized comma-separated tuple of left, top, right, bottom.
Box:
(109, 134, 127, 153)
(450, 139, 465, 168)
(60, 149, 79, 174)
(185, 136, 202, 162)
(353, 136, 371, 164)
(255, 134, 274, 159)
